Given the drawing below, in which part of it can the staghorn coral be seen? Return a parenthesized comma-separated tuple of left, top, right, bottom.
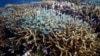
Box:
(0, 3, 99, 56)
(17, 21, 96, 56)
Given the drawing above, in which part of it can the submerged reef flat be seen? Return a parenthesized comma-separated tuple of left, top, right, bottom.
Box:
(0, 1, 100, 56)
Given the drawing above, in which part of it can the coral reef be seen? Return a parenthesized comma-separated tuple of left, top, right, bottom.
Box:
(0, 2, 100, 56)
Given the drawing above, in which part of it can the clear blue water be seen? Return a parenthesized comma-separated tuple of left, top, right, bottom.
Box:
(0, 0, 41, 7)
(0, 0, 100, 7)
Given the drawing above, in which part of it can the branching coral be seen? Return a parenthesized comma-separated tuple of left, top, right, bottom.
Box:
(0, 3, 99, 56)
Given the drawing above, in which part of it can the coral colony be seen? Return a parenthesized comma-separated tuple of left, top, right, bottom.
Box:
(0, 1, 100, 56)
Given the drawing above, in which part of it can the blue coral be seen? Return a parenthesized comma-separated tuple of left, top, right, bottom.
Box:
(10, 8, 88, 35)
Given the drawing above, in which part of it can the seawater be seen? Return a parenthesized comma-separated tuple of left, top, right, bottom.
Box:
(0, 0, 41, 7)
